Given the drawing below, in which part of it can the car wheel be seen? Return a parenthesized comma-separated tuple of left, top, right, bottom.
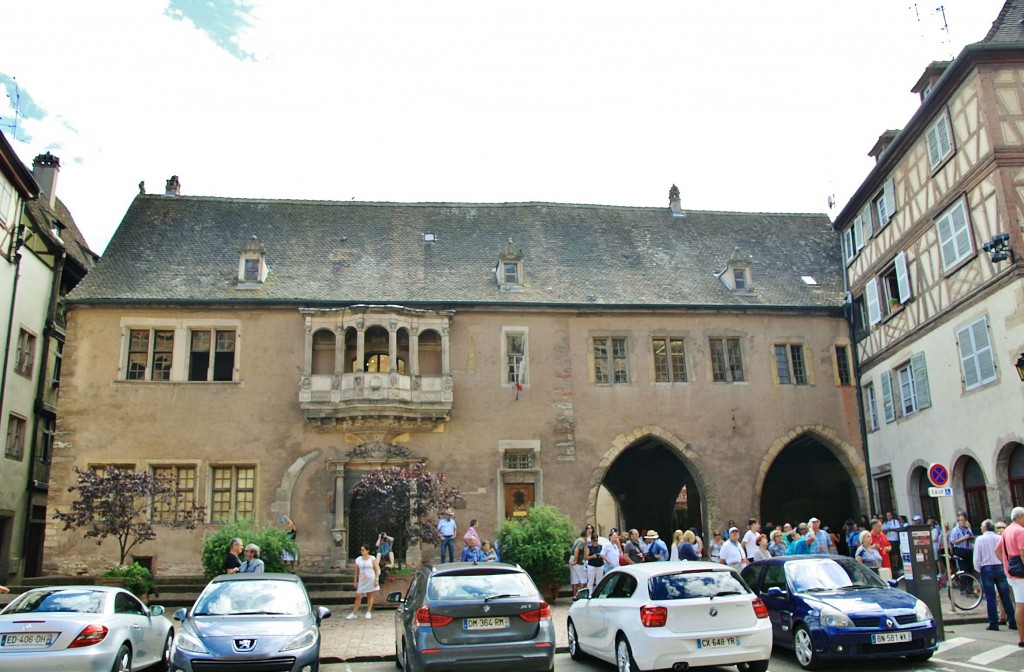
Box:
(567, 619, 587, 661)
(394, 641, 402, 669)
(737, 660, 769, 672)
(793, 625, 821, 670)
(402, 639, 410, 671)
(152, 631, 173, 672)
(615, 635, 639, 672)
(111, 643, 132, 672)
(906, 651, 933, 663)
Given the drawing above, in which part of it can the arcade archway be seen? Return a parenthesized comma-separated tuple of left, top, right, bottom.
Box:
(759, 431, 860, 530)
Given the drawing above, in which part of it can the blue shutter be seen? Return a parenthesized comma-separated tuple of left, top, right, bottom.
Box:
(895, 252, 911, 303)
(881, 371, 895, 423)
(911, 352, 931, 410)
(866, 278, 881, 326)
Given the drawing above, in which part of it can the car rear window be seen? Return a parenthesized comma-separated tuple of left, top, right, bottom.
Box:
(194, 580, 310, 616)
(648, 570, 750, 601)
(3, 589, 105, 615)
(427, 570, 537, 601)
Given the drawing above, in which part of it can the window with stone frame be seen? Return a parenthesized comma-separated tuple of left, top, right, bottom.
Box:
(652, 337, 687, 383)
(188, 329, 237, 382)
(89, 464, 136, 477)
(15, 328, 36, 378)
(151, 465, 197, 523)
(593, 336, 629, 384)
(210, 465, 256, 523)
(834, 345, 853, 386)
(774, 343, 808, 385)
(5, 414, 26, 461)
(39, 414, 55, 464)
(126, 328, 174, 381)
(503, 450, 535, 470)
(709, 337, 744, 383)
(504, 330, 527, 386)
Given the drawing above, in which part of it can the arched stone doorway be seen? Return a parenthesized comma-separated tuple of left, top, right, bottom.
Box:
(954, 455, 990, 525)
(591, 427, 713, 540)
(758, 430, 862, 531)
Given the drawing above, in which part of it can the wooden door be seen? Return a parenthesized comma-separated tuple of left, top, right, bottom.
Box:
(504, 483, 535, 519)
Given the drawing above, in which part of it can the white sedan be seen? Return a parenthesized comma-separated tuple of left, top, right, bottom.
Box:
(0, 585, 173, 671)
(567, 561, 772, 672)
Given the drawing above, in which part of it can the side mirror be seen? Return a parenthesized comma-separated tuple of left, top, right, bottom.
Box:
(386, 591, 404, 603)
(887, 579, 899, 588)
(149, 605, 165, 617)
(574, 589, 590, 601)
(172, 608, 188, 622)
(766, 587, 786, 598)
(316, 606, 332, 624)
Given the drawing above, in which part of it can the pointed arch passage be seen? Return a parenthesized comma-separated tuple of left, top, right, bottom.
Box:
(759, 432, 860, 531)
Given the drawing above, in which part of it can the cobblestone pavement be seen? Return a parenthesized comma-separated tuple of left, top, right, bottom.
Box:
(319, 602, 571, 662)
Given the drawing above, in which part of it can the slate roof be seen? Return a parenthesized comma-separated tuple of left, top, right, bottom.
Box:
(24, 196, 99, 273)
(984, 0, 1024, 44)
(69, 195, 844, 310)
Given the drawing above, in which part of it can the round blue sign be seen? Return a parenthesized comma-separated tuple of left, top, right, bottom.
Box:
(928, 463, 949, 487)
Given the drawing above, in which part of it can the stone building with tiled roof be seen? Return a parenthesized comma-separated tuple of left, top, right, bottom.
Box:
(833, 0, 1024, 527)
(47, 179, 866, 574)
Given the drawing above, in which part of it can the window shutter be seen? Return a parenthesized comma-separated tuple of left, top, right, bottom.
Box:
(881, 370, 895, 423)
(862, 205, 873, 239)
(937, 117, 952, 158)
(910, 352, 931, 409)
(895, 252, 911, 303)
(957, 324, 980, 389)
(866, 278, 882, 325)
(936, 211, 957, 270)
(882, 178, 896, 223)
(973, 319, 996, 384)
(853, 215, 865, 251)
(950, 202, 972, 262)
(926, 124, 942, 167)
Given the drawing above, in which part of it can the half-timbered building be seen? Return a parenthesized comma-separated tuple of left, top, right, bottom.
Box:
(834, 0, 1024, 525)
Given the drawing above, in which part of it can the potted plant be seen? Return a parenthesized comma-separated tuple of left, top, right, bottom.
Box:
(100, 562, 154, 601)
(496, 504, 576, 601)
(888, 297, 902, 311)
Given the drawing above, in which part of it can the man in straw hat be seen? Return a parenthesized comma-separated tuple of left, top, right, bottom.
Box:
(437, 509, 457, 563)
(644, 530, 669, 562)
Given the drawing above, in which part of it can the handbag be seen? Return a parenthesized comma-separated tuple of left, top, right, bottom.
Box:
(1003, 536, 1024, 577)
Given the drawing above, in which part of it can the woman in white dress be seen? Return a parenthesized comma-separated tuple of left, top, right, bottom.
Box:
(347, 544, 380, 619)
(669, 530, 685, 561)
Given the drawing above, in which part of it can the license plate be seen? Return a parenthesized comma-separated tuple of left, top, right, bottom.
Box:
(871, 632, 911, 644)
(697, 636, 739, 649)
(1, 632, 55, 647)
(464, 617, 509, 630)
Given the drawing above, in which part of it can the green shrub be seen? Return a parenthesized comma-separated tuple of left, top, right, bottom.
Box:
(102, 562, 154, 598)
(200, 520, 298, 578)
(496, 505, 576, 594)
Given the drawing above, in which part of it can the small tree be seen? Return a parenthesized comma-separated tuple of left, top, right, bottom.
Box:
(54, 466, 206, 567)
(496, 504, 576, 595)
(200, 520, 297, 577)
(350, 464, 462, 546)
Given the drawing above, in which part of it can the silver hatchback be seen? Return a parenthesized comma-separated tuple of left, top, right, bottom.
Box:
(388, 562, 556, 672)
(170, 573, 331, 672)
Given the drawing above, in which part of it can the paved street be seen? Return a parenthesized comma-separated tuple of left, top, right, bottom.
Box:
(322, 620, 1024, 671)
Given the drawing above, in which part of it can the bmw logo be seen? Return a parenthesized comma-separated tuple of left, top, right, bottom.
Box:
(709, 608, 718, 617)
(483, 605, 491, 613)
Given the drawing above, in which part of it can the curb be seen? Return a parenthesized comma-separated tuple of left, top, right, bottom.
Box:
(320, 646, 571, 664)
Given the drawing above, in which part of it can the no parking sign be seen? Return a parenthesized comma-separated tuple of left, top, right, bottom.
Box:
(928, 463, 949, 488)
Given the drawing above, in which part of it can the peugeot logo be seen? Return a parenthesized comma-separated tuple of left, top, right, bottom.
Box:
(885, 618, 894, 629)
(483, 605, 491, 613)
(709, 608, 718, 617)
(233, 638, 257, 652)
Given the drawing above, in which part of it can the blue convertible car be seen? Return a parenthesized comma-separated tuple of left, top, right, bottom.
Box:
(740, 555, 938, 670)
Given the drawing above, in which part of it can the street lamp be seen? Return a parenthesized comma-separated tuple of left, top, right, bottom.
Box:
(983, 232, 1014, 263)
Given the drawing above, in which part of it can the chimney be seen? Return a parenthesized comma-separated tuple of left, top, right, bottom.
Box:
(31, 152, 60, 210)
(668, 184, 683, 217)
(165, 175, 181, 196)
(868, 130, 901, 163)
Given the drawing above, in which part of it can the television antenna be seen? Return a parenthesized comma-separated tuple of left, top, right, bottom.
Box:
(0, 76, 21, 141)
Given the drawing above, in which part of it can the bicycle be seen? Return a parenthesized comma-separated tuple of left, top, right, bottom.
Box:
(891, 555, 982, 610)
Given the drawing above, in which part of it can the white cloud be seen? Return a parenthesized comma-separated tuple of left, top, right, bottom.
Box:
(0, 0, 1005, 252)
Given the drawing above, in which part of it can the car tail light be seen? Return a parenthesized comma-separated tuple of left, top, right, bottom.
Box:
(520, 602, 552, 622)
(69, 624, 108, 648)
(415, 606, 453, 627)
(640, 605, 668, 627)
(752, 597, 769, 619)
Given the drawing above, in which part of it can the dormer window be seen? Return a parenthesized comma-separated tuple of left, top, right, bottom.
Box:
(718, 247, 752, 292)
(497, 237, 524, 291)
(238, 236, 268, 287)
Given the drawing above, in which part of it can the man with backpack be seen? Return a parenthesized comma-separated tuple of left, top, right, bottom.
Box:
(644, 530, 668, 561)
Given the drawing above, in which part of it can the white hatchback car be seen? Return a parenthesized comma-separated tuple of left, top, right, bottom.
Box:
(567, 561, 772, 672)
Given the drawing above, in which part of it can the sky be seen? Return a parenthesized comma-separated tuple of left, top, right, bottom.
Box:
(0, 0, 1009, 254)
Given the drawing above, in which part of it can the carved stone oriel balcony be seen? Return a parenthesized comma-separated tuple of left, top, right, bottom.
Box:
(300, 371, 453, 428)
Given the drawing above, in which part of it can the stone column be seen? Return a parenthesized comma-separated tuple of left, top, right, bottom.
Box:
(334, 325, 344, 375)
(410, 327, 420, 376)
(388, 320, 398, 372)
(302, 317, 313, 375)
(356, 323, 366, 372)
(330, 462, 348, 569)
(441, 325, 451, 376)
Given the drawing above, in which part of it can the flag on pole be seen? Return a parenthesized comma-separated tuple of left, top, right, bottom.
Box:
(514, 355, 525, 399)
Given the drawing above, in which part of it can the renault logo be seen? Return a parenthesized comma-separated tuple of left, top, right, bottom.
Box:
(233, 638, 257, 652)
(709, 608, 718, 617)
(885, 618, 894, 629)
